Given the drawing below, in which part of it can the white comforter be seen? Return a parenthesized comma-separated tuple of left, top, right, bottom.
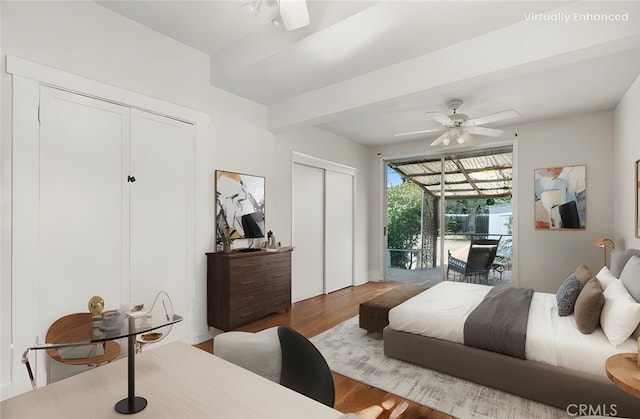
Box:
(388, 281, 637, 378)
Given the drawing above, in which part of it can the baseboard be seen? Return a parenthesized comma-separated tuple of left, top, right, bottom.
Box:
(189, 329, 223, 345)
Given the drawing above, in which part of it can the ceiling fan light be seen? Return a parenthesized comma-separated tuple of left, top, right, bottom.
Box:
(442, 138, 450, 146)
(246, 0, 263, 15)
(456, 136, 465, 144)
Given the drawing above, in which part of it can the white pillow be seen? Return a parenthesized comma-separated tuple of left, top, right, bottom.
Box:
(600, 281, 640, 346)
(596, 266, 618, 290)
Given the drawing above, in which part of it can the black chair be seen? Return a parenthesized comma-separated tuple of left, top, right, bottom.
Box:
(277, 326, 335, 407)
(447, 239, 499, 284)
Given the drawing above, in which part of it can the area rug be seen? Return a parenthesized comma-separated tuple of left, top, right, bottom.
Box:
(310, 316, 566, 419)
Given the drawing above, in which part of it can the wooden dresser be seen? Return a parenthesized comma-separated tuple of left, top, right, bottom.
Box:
(206, 247, 293, 331)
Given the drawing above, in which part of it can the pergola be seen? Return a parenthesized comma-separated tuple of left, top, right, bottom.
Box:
(388, 148, 513, 200)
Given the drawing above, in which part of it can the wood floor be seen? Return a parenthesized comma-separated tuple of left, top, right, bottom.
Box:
(193, 281, 453, 419)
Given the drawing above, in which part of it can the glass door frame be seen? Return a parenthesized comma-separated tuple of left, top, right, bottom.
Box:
(382, 144, 516, 285)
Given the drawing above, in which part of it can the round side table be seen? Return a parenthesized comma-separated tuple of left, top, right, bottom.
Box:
(605, 353, 640, 398)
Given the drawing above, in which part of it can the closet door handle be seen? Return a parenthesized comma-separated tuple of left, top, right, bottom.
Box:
(127, 175, 136, 183)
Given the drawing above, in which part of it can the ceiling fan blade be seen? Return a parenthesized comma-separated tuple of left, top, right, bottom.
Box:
(425, 112, 453, 125)
(394, 128, 443, 137)
(430, 131, 450, 146)
(279, 0, 310, 31)
(463, 109, 520, 126)
(466, 126, 504, 137)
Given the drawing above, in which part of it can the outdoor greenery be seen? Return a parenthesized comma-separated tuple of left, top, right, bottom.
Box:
(387, 181, 423, 269)
(445, 197, 511, 214)
(445, 218, 462, 233)
(387, 176, 512, 269)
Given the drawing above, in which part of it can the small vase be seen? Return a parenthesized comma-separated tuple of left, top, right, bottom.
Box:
(223, 243, 232, 253)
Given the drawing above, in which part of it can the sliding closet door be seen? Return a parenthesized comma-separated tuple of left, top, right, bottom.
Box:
(129, 110, 193, 340)
(292, 163, 325, 302)
(324, 170, 353, 293)
(38, 86, 129, 322)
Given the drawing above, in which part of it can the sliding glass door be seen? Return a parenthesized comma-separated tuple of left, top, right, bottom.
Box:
(384, 146, 513, 286)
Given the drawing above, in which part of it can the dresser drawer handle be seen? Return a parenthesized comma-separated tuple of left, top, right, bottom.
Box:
(240, 280, 255, 285)
(240, 312, 254, 318)
(241, 296, 254, 301)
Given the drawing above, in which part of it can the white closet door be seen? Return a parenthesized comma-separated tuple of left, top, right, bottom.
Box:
(292, 163, 325, 302)
(324, 170, 354, 293)
(38, 86, 129, 322)
(129, 110, 193, 341)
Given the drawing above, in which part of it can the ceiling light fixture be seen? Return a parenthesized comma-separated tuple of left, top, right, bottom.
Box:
(245, 0, 309, 31)
(245, 0, 263, 16)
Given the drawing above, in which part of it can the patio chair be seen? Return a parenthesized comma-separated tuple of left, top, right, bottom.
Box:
(492, 237, 512, 281)
(447, 239, 499, 284)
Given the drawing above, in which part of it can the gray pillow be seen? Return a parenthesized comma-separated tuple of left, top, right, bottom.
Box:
(610, 249, 640, 279)
(574, 277, 605, 334)
(620, 255, 640, 302)
(556, 274, 583, 316)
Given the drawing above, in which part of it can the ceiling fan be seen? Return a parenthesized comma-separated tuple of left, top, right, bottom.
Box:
(246, 0, 310, 31)
(395, 99, 520, 146)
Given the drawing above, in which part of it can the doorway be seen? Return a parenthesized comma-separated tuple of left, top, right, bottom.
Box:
(384, 146, 513, 286)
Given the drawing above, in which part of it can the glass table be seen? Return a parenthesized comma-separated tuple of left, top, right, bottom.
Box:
(22, 311, 183, 414)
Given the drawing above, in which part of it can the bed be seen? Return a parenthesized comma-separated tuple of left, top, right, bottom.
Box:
(383, 255, 640, 417)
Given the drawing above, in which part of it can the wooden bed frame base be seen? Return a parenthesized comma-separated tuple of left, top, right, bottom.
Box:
(383, 327, 640, 417)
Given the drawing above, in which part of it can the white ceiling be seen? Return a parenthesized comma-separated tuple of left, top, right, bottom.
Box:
(98, 0, 640, 147)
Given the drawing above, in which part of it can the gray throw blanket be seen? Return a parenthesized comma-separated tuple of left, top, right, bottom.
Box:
(463, 286, 534, 359)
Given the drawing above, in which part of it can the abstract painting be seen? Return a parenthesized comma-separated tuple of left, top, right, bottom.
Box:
(215, 170, 265, 240)
(534, 165, 586, 230)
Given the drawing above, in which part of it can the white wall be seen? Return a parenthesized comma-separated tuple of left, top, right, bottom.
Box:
(514, 111, 614, 292)
(369, 110, 615, 293)
(0, 0, 262, 397)
(613, 74, 640, 251)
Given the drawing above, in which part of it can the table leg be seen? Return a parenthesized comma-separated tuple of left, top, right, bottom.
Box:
(115, 317, 147, 414)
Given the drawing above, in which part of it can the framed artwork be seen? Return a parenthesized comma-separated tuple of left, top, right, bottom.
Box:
(534, 164, 586, 230)
(215, 170, 265, 240)
(636, 159, 640, 238)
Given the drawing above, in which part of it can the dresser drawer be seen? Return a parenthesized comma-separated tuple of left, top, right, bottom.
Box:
(264, 253, 290, 271)
(263, 288, 291, 313)
(229, 272, 264, 294)
(207, 248, 292, 331)
(229, 288, 263, 312)
(265, 267, 290, 285)
(229, 304, 265, 329)
(263, 272, 291, 314)
(229, 256, 264, 278)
